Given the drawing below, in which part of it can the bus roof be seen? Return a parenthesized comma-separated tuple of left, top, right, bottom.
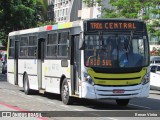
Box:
(9, 21, 81, 36)
(9, 18, 145, 36)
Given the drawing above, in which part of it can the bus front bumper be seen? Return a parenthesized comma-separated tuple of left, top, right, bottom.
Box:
(81, 82, 150, 99)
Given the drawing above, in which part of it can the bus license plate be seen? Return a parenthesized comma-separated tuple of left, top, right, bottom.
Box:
(113, 89, 125, 94)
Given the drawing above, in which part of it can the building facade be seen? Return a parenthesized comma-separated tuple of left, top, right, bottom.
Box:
(47, 0, 112, 22)
(47, 0, 112, 23)
(79, 0, 112, 20)
(48, 0, 82, 23)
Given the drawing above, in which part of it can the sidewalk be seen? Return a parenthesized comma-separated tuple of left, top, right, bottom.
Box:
(0, 102, 47, 120)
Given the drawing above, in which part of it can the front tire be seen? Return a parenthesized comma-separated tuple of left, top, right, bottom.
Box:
(23, 74, 31, 95)
(61, 78, 73, 105)
(116, 99, 130, 106)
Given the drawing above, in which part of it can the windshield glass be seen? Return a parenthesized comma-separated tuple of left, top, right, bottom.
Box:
(84, 32, 149, 68)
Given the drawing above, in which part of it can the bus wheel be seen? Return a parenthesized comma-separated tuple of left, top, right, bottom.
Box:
(116, 99, 130, 106)
(24, 74, 31, 95)
(61, 79, 73, 105)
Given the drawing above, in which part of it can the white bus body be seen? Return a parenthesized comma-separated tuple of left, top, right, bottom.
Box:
(7, 19, 150, 106)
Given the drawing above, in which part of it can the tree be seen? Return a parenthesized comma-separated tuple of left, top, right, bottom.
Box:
(83, 0, 102, 7)
(0, 0, 37, 47)
(100, 0, 160, 44)
(36, 0, 54, 26)
(102, 0, 146, 18)
(36, 0, 48, 21)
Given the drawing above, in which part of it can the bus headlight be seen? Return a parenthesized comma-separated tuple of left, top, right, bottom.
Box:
(141, 73, 150, 85)
(83, 72, 94, 85)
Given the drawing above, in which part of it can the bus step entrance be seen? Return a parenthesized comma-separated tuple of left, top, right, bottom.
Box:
(72, 94, 79, 98)
(39, 89, 45, 94)
(75, 91, 79, 96)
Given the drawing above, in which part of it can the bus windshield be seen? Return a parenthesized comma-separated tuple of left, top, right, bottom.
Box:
(84, 32, 149, 68)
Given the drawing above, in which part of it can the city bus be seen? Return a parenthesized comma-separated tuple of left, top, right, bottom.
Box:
(7, 19, 150, 106)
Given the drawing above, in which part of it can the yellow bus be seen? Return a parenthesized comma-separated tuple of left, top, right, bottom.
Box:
(7, 19, 150, 106)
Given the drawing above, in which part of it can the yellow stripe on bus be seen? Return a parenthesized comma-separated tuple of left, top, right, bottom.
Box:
(87, 67, 146, 86)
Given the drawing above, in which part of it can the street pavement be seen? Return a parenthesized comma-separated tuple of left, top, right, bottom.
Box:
(0, 73, 160, 120)
(0, 73, 47, 120)
(0, 102, 47, 120)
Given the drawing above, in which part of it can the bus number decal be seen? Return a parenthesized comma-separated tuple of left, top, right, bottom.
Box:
(88, 59, 112, 66)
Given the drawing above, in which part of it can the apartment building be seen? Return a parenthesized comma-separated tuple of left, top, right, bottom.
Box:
(48, 0, 82, 23)
(48, 0, 113, 22)
(79, 0, 112, 19)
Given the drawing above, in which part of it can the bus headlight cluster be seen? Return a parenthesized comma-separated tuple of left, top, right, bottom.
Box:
(83, 72, 94, 85)
(141, 73, 150, 85)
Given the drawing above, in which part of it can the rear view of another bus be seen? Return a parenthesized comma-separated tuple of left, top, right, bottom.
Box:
(80, 19, 150, 106)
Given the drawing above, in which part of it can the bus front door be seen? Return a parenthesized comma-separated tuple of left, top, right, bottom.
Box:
(14, 41, 19, 85)
(71, 35, 81, 95)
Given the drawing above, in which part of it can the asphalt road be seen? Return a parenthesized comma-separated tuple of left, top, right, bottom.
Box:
(0, 73, 160, 120)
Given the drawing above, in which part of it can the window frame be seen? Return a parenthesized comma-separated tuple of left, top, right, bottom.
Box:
(8, 38, 15, 59)
(46, 31, 58, 58)
(57, 31, 69, 58)
(19, 35, 38, 59)
(46, 30, 70, 59)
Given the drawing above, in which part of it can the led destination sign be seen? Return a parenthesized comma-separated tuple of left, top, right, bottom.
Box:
(86, 21, 144, 31)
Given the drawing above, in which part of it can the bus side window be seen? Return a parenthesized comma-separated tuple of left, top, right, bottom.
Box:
(28, 36, 37, 57)
(20, 37, 28, 57)
(9, 39, 15, 58)
(58, 32, 69, 57)
(47, 33, 57, 57)
(34, 48, 37, 56)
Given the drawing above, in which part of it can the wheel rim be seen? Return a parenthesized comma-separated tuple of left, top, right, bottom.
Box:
(62, 84, 69, 100)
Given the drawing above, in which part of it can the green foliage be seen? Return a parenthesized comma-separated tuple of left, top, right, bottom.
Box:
(0, 0, 49, 48)
(0, 30, 6, 47)
(102, 8, 119, 18)
(102, 0, 142, 18)
(83, 0, 102, 7)
(36, 0, 48, 21)
(12, 4, 36, 29)
(99, 0, 160, 43)
(83, 0, 94, 7)
(37, 21, 56, 27)
(0, 0, 37, 47)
